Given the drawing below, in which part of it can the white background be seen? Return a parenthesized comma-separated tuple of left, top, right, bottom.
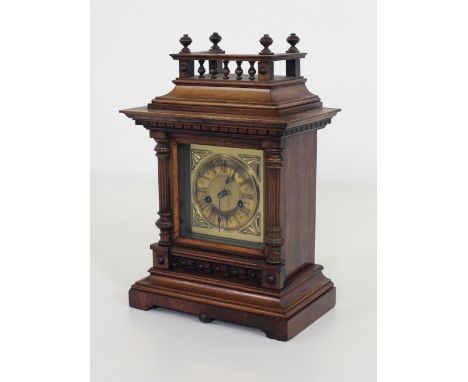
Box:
(91, 0, 376, 381)
(2, 1, 467, 382)
(91, 0, 375, 188)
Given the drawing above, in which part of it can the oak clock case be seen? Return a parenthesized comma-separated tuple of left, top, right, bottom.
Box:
(120, 32, 341, 341)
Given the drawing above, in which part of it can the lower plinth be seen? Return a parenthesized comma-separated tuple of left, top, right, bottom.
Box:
(129, 264, 335, 341)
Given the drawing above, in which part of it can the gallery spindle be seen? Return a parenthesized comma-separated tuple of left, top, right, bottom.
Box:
(235, 61, 243, 80)
(222, 60, 230, 79)
(198, 60, 206, 78)
(248, 61, 256, 80)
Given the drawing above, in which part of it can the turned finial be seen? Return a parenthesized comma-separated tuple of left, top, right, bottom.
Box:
(209, 32, 223, 52)
(286, 33, 300, 53)
(179, 34, 192, 53)
(259, 34, 274, 55)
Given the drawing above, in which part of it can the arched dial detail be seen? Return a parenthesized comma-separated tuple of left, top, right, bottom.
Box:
(192, 154, 260, 234)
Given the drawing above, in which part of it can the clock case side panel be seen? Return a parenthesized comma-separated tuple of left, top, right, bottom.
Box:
(281, 129, 317, 279)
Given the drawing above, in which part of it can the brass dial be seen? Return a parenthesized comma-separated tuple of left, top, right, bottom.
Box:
(193, 155, 259, 232)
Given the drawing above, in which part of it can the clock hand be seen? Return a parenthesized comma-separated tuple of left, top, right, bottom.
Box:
(217, 167, 234, 231)
(226, 166, 239, 186)
(223, 168, 234, 189)
(225, 171, 232, 185)
(221, 165, 239, 196)
(216, 168, 235, 201)
(217, 164, 241, 205)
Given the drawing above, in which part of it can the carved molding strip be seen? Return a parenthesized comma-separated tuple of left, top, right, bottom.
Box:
(135, 118, 332, 138)
(282, 118, 331, 137)
(169, 255, 261, 286)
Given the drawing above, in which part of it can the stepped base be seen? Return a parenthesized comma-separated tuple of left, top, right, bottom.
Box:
(129, 263, 335, 341)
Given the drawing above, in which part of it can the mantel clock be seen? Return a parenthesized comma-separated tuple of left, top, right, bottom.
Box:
(120, 33, 340, 341)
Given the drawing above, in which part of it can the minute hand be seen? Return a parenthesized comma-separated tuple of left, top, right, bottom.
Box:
(225, 166, 239, 188)
(218, 166, 239, 201)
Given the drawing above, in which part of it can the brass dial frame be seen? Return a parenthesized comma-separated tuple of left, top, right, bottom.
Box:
(190, 144, 263, 244)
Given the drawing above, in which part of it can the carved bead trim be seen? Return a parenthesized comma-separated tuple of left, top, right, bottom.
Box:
(169, 255, 261, 286)
(282, 119, 331, 137)
(137, 119, 331, 138)
(138, 120, 281, 137)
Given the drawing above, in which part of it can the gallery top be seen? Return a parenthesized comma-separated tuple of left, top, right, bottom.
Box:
(120, 33, 340, 138)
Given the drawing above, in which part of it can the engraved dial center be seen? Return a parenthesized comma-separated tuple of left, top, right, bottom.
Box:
(212, 175, 241, 210)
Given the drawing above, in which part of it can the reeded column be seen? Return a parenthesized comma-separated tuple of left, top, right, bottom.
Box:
(152, 133, 173, 269)
(264, 148, 284, 264)
(154, 136, 173, 246)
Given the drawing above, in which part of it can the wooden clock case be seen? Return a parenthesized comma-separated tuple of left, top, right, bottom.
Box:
(120, 33, 340, 341)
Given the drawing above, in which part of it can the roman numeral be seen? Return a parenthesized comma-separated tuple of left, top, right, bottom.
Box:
(207, 162, 217, 175)
(220, 159, 228, 173)
(196, 187, 208, 194)
(242, 193, 253, 200)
